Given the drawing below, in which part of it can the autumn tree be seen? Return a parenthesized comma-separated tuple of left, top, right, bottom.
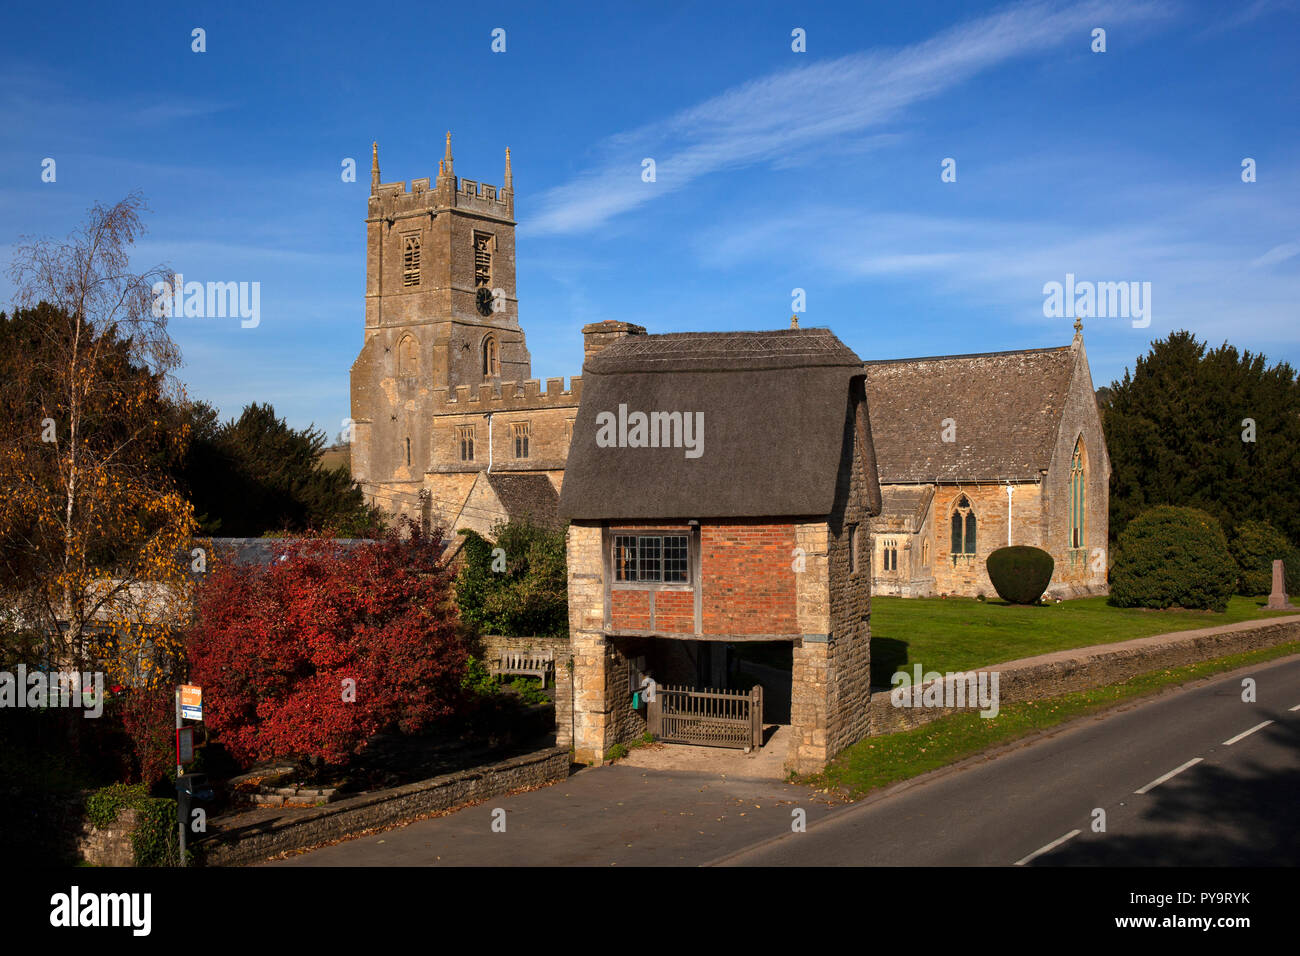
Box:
(0, 194, 197, 686)
(186, 520, 466, 767)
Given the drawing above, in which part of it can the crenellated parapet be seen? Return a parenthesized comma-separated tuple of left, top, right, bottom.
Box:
(369, 176, 513, 223)
(430, 376, 583, 414)
(367, 134, 515, 224)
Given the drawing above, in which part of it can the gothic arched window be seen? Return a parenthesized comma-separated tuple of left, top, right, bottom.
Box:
(1069, 439, 1085, 550)
(483, 335, 499, 380)
(951, 495, 976, 560)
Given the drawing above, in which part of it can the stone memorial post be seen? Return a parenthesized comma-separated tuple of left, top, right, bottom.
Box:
(1266, 559, 1292, 610)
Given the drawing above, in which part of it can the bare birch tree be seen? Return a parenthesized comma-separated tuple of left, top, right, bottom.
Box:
(1, 192, 198, 684)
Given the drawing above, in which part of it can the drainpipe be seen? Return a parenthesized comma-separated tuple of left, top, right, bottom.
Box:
(1006, 484, 1014, 546)
(486, 411, 493, 474)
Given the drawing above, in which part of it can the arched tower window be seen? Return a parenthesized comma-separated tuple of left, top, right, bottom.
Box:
(483, 335, 500, 380)
(951, 495, 976, 560)
(397, 334, 418, 377)
(1069, 439, 1085, 549)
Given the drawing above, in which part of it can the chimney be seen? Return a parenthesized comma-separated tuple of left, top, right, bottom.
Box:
(582, 320, 646, 362)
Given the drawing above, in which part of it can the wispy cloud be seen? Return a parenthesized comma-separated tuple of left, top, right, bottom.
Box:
(527, 0, 1172, 236)
(1252, 241, 1300, 268)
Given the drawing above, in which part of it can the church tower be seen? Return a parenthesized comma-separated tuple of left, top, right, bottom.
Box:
(350, 135, 532, 516)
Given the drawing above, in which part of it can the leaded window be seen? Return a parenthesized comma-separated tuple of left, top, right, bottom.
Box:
(951, 495, 976, 560)
(1069, 439, 1085, 549)
(456, 425, 475, 462)
(882, 538, 899, 572)
(613, 534, 690, 583)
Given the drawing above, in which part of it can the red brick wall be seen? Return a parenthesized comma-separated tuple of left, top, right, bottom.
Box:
(610, 590, 650, 630)
(655, 591, 694, 633)
(701, 523, 797, 635)
(603, 521, 800, 637)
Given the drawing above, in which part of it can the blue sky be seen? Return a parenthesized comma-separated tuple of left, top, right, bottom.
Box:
(2, 0, 1297, 436)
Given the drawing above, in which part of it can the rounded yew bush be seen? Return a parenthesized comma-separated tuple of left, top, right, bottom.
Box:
(986, 546, 1055, 604)
(1109, 506, 1236, 612)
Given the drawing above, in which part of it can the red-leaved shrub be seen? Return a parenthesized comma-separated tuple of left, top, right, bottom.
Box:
(120, 683, 177, 786)
(187, 520, 466, 767)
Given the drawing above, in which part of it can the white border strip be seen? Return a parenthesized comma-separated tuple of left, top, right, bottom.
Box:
(1014, 829, 1081, 866)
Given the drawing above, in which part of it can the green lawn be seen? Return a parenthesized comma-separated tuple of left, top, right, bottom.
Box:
(869, 594, 1296, 686)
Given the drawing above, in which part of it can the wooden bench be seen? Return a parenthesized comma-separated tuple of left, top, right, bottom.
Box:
(492, 650, 555, 689)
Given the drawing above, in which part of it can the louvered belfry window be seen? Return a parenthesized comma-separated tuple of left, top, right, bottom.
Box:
(474, 233, 492, 287)
(403, 235, 421, 287)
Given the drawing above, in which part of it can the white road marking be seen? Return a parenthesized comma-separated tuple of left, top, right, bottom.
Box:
(1289, 703, 1300, 712)
(1222, 720, 1274, 746)
(1135, 757, 1203, 794)
(1014, 829, 1081, 866)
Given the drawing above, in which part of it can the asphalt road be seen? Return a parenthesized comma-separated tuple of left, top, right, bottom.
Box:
(719, 654, 1300, 866)
(272, 654, 1299, 866)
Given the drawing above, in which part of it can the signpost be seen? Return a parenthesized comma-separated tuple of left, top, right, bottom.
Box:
(175, 684, 203, 867)
(180, 684, 202, 721)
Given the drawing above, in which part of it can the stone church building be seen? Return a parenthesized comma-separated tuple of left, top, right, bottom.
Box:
(350, 137, 1110, 597)
(865, 327, 1111, 600)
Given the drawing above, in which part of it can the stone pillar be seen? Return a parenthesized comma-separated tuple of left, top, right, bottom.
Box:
(567, 521, 610, 763)
(790, 638, 831, 773)
(570, 631, 611, 763)
(1267, 559, 1293, 610)
(789, 522, 831, 773)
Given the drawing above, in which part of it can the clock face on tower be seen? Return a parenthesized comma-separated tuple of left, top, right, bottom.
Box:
(475, 286, 494, 317)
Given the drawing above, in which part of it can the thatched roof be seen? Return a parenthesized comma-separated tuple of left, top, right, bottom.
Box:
(864, 346, 1077, 482)
(559, 328, 875, 520)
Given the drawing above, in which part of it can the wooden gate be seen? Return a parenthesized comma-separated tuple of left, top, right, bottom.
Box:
(647, 684, 764, 751)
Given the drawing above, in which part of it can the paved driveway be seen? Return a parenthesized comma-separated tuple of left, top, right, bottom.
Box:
(269, 758, 835, 866)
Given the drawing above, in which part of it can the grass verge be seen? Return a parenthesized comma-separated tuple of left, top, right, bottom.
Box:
(869, 594, 1296, 685)
(802, 639, 1300, 800)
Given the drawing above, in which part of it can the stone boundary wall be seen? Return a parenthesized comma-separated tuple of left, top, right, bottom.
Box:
(77, 806, 138, 867)
(201, 747, 569, 867)
(477, 634, 573, 748)
(868, 615, 1300, 735)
